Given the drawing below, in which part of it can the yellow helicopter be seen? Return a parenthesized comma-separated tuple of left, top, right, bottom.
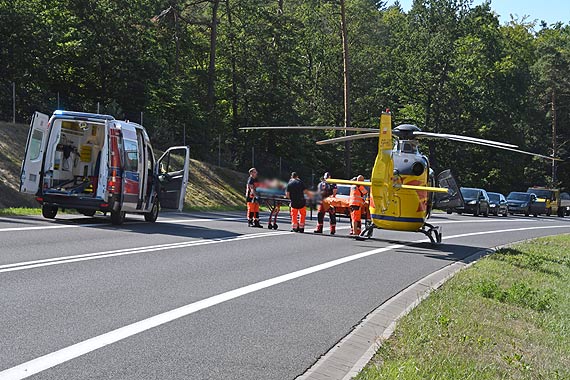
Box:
(241, 111, 560, 243)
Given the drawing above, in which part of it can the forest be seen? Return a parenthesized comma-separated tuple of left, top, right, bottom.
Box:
(1, 0, 569, 193)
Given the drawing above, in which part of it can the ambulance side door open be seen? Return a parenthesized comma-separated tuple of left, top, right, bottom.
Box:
(20, 112, 50, 194)
(156, 146, 190, 211)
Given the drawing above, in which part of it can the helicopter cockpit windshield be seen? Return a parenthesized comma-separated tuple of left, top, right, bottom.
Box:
(398, 140, 419, 154)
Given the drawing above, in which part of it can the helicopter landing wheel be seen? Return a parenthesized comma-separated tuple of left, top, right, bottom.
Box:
(356, 224, 374, 241)
(422, 223, 442, 244)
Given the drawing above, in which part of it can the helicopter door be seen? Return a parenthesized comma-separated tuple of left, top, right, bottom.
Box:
(20, 112, 50, 194)
(156, 146, 190, 211)
(433, 169, 463, 209)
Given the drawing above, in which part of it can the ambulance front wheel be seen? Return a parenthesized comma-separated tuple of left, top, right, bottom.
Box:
(111, 210, 126, 225)
(42, 205, 58, 219)
(145, 200, 159, 223)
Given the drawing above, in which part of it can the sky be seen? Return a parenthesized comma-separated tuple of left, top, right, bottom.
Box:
(386, 0, 570, 26)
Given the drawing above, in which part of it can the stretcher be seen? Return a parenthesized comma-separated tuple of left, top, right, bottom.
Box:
(256, 188, 290, 229)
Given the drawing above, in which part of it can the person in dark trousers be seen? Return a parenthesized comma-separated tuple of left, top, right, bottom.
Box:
(245, 167, 263, 228)
(286, 172, 310, 233)
(314, 172, 337, 235)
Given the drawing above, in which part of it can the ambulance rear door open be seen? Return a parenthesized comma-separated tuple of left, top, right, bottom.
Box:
(156, 146, 189, 211)
(20, 112, 50, 194)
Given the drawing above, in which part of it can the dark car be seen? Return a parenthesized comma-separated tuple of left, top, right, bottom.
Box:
(450, 187, 490, 216)
(506, 192, 543, 216)
(487, 192, 508, 217)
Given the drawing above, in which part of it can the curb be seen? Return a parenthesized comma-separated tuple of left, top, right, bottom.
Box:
(296, 247, 495, 380)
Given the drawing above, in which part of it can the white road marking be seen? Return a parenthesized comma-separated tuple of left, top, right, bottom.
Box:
(1, 224, 569, 379)
(0, 216, 242, 233)
(0, 231, 289, 273)
(434, 218, 546, 224)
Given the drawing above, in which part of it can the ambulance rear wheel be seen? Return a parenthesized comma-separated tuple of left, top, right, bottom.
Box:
(145, 200, 159, 223)
(111, 210, 126, 225)
(42, 205, 58, 219)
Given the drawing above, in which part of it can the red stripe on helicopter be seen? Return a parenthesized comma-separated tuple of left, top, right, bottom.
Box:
(405, 179, 428, 212)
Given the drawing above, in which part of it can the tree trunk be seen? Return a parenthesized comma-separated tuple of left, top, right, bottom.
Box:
(204, 0, 220, 157)
(340, 0, 352, 177)
(207, 0, 220, 122)
(226, 0, 239, 163)
(174, 5, 180, 77)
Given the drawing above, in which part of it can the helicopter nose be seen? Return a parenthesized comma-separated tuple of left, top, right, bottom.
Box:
(412, 161, 425, 176)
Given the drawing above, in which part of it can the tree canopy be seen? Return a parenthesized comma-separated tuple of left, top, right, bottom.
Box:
(1, 0, 568, 191)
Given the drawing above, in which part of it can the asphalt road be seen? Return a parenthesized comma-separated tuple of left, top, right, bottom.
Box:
(1, 211, 569, 379)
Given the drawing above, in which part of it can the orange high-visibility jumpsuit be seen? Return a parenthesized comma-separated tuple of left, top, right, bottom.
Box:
(349, 185, 367, 236)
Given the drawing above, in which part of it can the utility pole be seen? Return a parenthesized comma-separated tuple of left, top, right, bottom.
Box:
(339, 0, 352, 177)
(551, 90, 557, 184)
(97, 102, 100, 114)
(140, 111, 143, 126)
(12, 82, 16, 124)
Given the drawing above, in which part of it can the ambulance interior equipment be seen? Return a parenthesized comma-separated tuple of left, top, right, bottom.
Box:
(44, 119, 106, 196)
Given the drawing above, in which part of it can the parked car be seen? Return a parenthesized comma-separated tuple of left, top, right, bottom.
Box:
(450, 187, 490, 216)
(487, 192, 508, 216)
(327, 184, 369, 221)
(506, 192, 544, 216)
(527, 187, 570, 217)
(561, 192, 570, 216)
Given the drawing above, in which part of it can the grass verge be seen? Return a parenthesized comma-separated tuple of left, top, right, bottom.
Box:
(357, 235, 570, 380)
(0, 207, 43, 216)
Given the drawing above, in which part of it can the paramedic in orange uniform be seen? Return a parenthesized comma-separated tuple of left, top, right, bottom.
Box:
(246, 167, 263, 228)
(313, 172, 337, 235)
(286, 172, 309, 233)
(349, 175, 368, 236)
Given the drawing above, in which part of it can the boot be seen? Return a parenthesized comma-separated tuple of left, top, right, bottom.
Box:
(253, 220, 263, 228)
(248, 219, 254, 227)
(330, 225, 336, 235)
(298, 227, 304, 233)
(313, 224, 323, 233)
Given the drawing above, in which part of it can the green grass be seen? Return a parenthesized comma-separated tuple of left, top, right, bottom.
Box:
(0, 207, 42, 216)
(357, 235, 570, 380)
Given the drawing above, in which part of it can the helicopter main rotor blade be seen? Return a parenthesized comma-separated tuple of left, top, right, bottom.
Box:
(415, 132, 561, 161)
(468, 142, 562, 161)
(316, 132, 380, 145)
(240, 126, 380, 132)
(413, 131, 518, 148)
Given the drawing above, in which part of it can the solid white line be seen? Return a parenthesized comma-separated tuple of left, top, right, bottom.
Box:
(434, 218, 536, 224)
(1, 224, 569, 379)
(0, 216, 243, 233)
(0, 231, 289, 273)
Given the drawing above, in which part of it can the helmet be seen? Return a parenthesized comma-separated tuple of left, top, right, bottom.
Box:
(323, 172, 331, 179)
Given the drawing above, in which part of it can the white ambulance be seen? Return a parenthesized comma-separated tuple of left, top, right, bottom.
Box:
(20, 110, 189, 224)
